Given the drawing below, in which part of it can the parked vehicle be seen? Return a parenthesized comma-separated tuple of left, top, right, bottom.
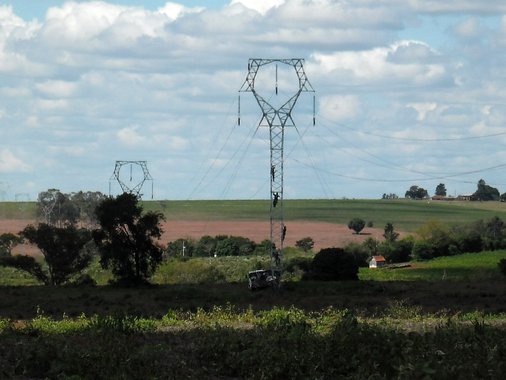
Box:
(247, 269, 279, 290)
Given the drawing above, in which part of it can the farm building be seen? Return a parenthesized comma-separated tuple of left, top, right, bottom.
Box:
(369, 255, 386, 268)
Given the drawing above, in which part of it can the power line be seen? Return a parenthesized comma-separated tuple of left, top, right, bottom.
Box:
(318, 114, 506, 142)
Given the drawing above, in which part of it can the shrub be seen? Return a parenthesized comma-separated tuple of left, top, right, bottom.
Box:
(416, 220, 453, 257)
(166, 238, 196, 258)
(160, 259, 226, 284)
(348, 218, 366, 235)
(412, 241, 434, 261)
(378, 237, 413, 263)
(306, 247, 358, 281)
(295, 237, 314, 252)
(343, 242, 370, 267)
(284, 256, 312, 273)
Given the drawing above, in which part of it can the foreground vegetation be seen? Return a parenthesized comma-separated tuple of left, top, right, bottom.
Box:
(0, 305, 505, 379)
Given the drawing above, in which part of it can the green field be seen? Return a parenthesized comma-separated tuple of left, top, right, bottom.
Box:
(4, 198, 506, 232)
(147, 199, 506, 232)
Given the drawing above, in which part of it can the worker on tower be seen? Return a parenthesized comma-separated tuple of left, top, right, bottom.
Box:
(282, 225, 287, 242)
(273, 192, 279, 207)
(271, 165, 275, 181)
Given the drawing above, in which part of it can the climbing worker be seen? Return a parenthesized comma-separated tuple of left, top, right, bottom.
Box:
(273, 192, 279, 207)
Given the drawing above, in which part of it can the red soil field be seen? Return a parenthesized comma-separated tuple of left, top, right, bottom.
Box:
(1, 219, 386, 257)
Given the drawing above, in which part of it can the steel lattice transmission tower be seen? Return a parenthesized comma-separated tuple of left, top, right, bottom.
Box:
(109, 160, 154, 199)
(239, 58, 315, 281)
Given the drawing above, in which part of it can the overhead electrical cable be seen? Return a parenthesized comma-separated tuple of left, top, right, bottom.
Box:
(187, 99, 242, 200)
(317, 114, 506, 142)
(291, 157, 506, 183)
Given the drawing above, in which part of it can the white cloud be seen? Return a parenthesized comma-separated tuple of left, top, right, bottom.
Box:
(312, 40, 446, 86)
(320, 95, 361, 121)
(117, 127, 146, 146)
(0, 149, 31, 173)
(35, 80, 78, 97)
(407, 102, 438, 121)
(158, 2, 204, 20)
(230, 0, 284, 15)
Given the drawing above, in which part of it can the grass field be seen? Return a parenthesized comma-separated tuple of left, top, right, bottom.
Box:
(3, 198, 506, 232)
(147, 199, 506, 232)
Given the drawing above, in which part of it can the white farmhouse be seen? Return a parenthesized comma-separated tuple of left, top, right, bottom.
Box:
(369, 255, 386, 268)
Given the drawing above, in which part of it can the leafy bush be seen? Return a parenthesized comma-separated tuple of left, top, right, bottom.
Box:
(295, 237, 314, 252)
(306, 247, 359, 281)
(378, 237, 414, 263)
(412, 241, 434, 261)
(347, 218, 366, 234)
(417, 220, 452, 257)
(284, 256, 312, 273)
(166, 238, 196, 258)
(343, 242, 370, 267)
(158, 259, 226, 284)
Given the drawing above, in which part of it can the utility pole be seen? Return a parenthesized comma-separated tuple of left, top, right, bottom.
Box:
(239, 58, 315, 283)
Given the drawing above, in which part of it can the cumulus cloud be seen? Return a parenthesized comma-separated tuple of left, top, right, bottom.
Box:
(320, 95, 361, 121)
(117, 127, 146, 147)
(0, 149, 31, 173)
(312, 40, 447, 86)
(230, 0, 284, 15)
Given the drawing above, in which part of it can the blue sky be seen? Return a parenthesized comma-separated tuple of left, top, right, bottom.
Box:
(6, 0, 226, 20)
(2, 1, 506, 201)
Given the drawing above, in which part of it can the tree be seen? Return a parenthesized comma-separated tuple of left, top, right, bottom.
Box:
(70, 191, 107, 227)
(0, 233, 23, 257)
(295, 237, 314, 252)
(343, 242, 369, 267)
(378, 237, 414, 263)
(37, 189, 80, 227)
(417, 220, 453, 257)
(17, 224, 92, 285)
(348, 218, 366, 235)
(92, 193, 165, 285)
(383, 223, 399, 243)
(435, 183, 447, 196)
(405, 185, 428, 200)
(0, 254, 48, 284)
(473, 179, 500, 201)
(167, 238, 196, 258)
(306, 247, 358, 281)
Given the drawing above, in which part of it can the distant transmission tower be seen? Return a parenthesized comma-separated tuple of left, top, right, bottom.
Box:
(239, 58, 315, 282)
(109, 160, 154, 199)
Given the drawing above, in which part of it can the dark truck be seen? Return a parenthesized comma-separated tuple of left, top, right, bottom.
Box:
(247, 269, 280, 290)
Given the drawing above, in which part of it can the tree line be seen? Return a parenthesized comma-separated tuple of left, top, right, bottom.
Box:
(384, 179, 504, 201)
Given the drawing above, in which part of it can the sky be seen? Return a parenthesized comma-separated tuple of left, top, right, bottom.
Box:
(1, 0, 506, 201)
